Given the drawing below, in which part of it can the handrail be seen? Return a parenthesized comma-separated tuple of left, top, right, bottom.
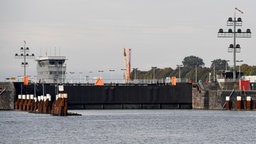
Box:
(0, 88, 6, 95)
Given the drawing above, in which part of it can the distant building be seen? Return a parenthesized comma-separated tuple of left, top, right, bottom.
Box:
(35, 56, 66, 83)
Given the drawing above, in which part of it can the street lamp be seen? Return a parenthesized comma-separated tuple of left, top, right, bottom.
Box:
(236, 60, 243, 79)
(79, 72, 83, 83)
(195, 65, 197, 83)
(177, 65, 183, 82)
(211, 61, 216, 82)
(225, 60, 230, 71)
(109, 69, 115, 82)
(133, 68, 138, 80)
(218, 8, 251, 81)
(69, 72, 75, 83)
(152, 67, 157, 83)
(98, 70, 104, 78)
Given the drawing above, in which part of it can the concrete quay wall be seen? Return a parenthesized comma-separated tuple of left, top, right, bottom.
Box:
(193, 86, 256, 110)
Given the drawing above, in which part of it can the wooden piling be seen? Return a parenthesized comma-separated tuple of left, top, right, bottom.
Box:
(236, 96, 241, 110)
(51, 93, 68, 116)
(15, 95, 22, 110)
(19, 95, 25, 111)
(225, 96, 230, 110)
(246, 96, 251, 110)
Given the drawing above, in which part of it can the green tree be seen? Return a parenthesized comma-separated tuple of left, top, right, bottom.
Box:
(182, 55, 205, 68)
(211, 59, 229, 71)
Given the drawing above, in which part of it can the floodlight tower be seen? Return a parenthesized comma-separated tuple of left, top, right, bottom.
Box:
(15, 41, 35, 79)
(218, 8, 251, 81)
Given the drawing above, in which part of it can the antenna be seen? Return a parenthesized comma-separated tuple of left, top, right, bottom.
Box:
(235, 7, 244, 14)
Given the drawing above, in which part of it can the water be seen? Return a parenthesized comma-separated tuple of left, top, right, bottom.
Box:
(1, 110, 256, 144)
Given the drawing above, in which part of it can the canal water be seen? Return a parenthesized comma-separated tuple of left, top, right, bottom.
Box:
(0, 110, 256, 144)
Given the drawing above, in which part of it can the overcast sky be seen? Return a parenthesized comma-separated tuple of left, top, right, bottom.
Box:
(0, 0, 255, 81)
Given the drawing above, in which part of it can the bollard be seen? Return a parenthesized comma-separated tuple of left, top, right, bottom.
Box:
(225, 96, 230, 110)
(236, 96, 241, 110)
(246, 96, 251, 110)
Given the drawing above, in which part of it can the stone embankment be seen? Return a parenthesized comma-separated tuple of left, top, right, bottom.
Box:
(0, 82, 15, 110)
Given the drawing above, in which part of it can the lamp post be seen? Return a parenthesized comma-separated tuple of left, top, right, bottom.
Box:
(195, 65, 197, 83)
(236, 60, 243, 79)
(133, 68, 138, 80)
(225, 60, 230, 71)
(69, 72, 75, 83)
(109, 69, 115, 83)
(218, 8, 251, 81)
(121, 69, 127, 83)
(79, 72, 83, 83)
(88, 71, 93, 83)
(15, 41, 35, 80)
(152, 67, 157, 83)
(211, 61, 216, 82)
(98, 70, 104, 78)
(177, 65, 183, 82)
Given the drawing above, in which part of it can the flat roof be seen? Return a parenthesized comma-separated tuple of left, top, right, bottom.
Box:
(35, 56, 67, 61)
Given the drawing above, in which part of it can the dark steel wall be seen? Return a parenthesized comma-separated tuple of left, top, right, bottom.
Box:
(13, 82, 192, 108)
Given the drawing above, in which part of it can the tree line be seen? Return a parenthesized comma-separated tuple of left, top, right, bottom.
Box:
(131, 55, 256, 82)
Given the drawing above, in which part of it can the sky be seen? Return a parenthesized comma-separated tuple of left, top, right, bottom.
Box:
(0, 0, 255, 81)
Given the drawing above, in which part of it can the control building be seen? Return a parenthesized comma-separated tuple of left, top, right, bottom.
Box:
(35, 56, 66, 83)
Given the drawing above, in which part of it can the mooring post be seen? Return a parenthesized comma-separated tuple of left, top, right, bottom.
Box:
(246, 96, 251, 110)
(19, 95, 25, 111)
(15, 95, 21, 110)
(225, 96, 230, 110)
(236, 96, 241, 110)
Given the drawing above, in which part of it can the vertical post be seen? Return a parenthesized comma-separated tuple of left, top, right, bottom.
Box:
(225, 96, 230, 110)
(23, 41, 27, 77)
(195, 65, 197, 83)
(246, 96, 251, 110)
(177, 65, 182, 82)
(233, 15, 237, 81)
(225, 60, 229, 71)
(134, 69, 137, 80)
(213, 63, 216, 82)
(236, 96, 241, 110)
